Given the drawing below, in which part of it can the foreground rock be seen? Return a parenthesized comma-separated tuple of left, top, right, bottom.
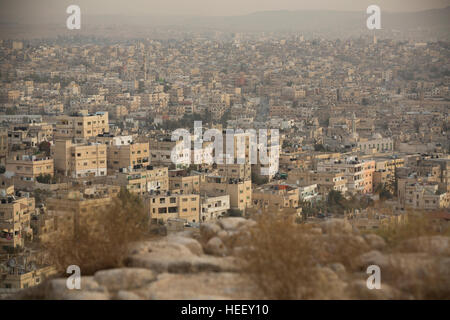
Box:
(14, 217, 450, 300)
(126, 236, 239, 273)
(135, 272, 254, 300)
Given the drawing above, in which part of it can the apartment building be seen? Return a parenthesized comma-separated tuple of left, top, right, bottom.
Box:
(317, 157, 375, 194)
(200, 176, 252, 212)
(92, 134, 132, 146)
(107, 141, 149, 172)
(145, 192, 200, 224)
(422, 157, 450, 192)
(5, 155, 54, 181)
(373, 170, 394, 191)
(357, 134, 394, 154)
(0, 188, 34, 253)
(299, 184, 321, 203)
(398, 180, 449, 210)
(8, 123, 53, 148)
(0, 115, 42, 124)
(252, 184, 300, 210)
(112, 166, 169, 195)
(0, 265, 56, 289)
(191, 141, 214, 166)
(200, 194, 230, 222)
(369, 157, 405, 189)
(287, 169, 347, 195)
(54, 110, 109, 142)
(279, 151, 310, 170)
(372, 157, 405, 172)
(0, 128, 8, 162)
(30, 209, 56, 243)
(0, 89, 20, 103)
(362, 160, 376, 194)
(53, 140, 107, 178)
(149, 138, 190, 168)
(169, 170, 200, 194)
(46, 185, 120, 234)
(216, 163, 251, 180)
(222, 130, 253, 164)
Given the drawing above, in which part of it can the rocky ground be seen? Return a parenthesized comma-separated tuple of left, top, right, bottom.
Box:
(12, 217, 450, 300)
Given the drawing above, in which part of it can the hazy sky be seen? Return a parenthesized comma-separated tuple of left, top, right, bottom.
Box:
(1, 0, 449, 20)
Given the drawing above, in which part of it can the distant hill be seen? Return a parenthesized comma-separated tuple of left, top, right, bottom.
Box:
(82, 7, 450, 31)
(1, 7, 449, 40)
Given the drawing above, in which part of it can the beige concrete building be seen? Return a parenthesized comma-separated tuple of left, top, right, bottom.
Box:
(111, 166, 169, 195)
(0, 127, 8, 163)
(169, 170, 201, 194)
(54, 110, 109, 142)
(298, 184, 321, 203)
(0, 265, 56, 289)
(216, 163, 251, 180)
(8, 123, 53, 148)
(91, 134, 133, 146)
(5, 155, 54, 181)
(0, 187, 34, 253)
(145, 192, 200, 224)
(107, 142, 149, 172)
(200, 194, 230, 222)
(200, 176, 252, 212)
(317, 157, 375, 195)
(46, 185, 120, 234)
(149, 138, 190, 168)
(399, 181, 449, 210)
(252, 184, 300, 210)
(287, 169, 347, 196)
(369, 156, 405, 192)
(358, 134, 394, 154)
(53, 140, 107, 178)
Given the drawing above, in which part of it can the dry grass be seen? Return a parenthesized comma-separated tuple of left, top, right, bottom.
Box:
(235, 214, 366, 299)
(236, 211, 450, 300)
(373, 211, 450, 249)
(42, 189, 150, 276)
(382, 255, 450, 300)
(373, 211, 450, 299)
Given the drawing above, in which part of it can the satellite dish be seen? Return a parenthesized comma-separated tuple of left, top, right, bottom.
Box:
(7, 258, 16, 268)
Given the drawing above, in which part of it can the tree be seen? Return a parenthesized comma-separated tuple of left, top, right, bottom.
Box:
(226, 209, 243, 217)
(314, 144, 326, 152)
(327, 190, 344, 207)
(44, 188, 149, 275)
(5, 107, 17, 115)
(38, 141, 51, 156)
(375, 183, 393, 200)
(36, 174, 52, 184)
(220, 109, 231, 127)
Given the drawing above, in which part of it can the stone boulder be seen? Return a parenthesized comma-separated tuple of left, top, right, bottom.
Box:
(94, 268, 156, 292)
(126, 236, 239, 274)
(398, 236, 450, 255)
(135, 272, 253, 300)
(355, 250, 389, 270)
(363, 234, 386, 250)
(200, 222, 222, 241)
(219, 217, 250, 231)
(47, 277, 109, 300)
(320, 219, 353, 234)
(204, 236, 227, 256)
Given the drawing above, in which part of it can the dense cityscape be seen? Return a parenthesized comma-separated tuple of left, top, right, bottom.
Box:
(0, 2, 449, 301)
